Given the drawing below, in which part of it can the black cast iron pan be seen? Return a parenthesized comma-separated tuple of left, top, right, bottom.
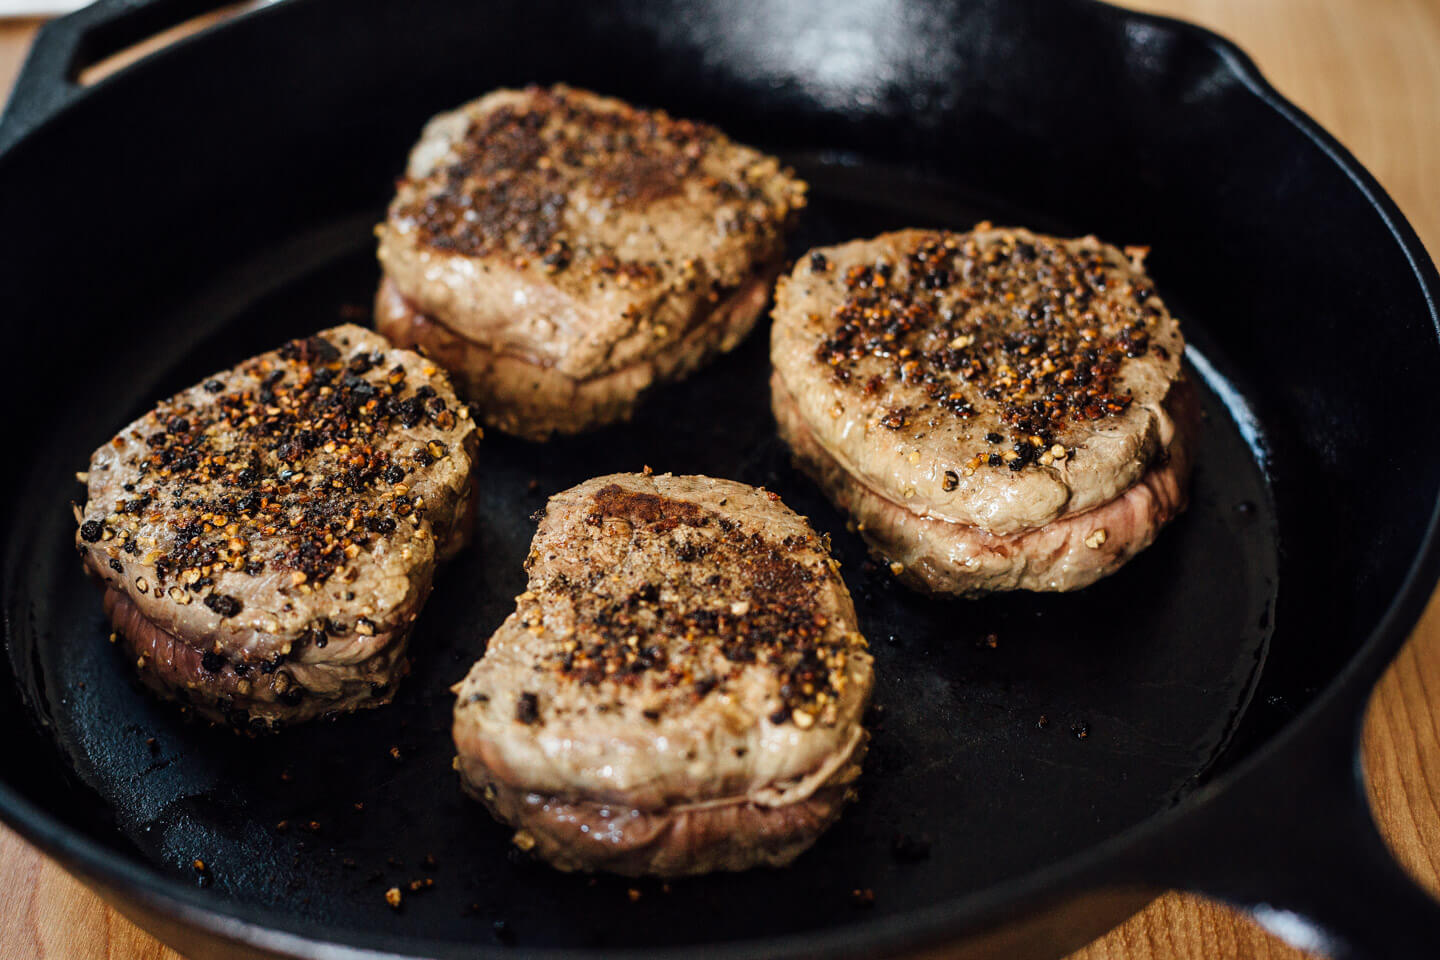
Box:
(3, 0, 1440, 957)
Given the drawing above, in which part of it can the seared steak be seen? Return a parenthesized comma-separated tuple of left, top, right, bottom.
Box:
(452, 473, 873, 875)
(771, 227, 1195, 595)
(376, 85, 805, 440)
(75, 325, 480, 729)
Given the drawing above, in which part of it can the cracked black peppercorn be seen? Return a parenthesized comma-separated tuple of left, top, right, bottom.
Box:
(80, 520, 103, 542)
(811, 229, 1162, 473)
(204, 593, 242, 617)
(515, 692, 540, 724)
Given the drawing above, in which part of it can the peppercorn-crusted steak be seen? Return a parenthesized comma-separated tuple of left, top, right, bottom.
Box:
(770, 227, 1196, 595)
(452, 473, 873, 876)
(375, 84, 806, 440)
(75, 325, 480, 729)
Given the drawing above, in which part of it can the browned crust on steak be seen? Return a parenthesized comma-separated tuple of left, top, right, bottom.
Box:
(771, 227, 1186, 537)
(76, 325, 480, 727)
(376, 85, 803, 439)
(452, 473, 873, 875)
(375, 265, 776, 440)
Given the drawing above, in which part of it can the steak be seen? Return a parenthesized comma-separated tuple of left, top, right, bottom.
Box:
(452, 473, 873, 875)
(375, 85, 806, 439)
(75, 325, 480, 729)
(770, 226, 1195, 595)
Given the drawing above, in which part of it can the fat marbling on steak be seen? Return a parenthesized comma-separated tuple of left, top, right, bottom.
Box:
(452, 473, 873, 876)
(376, 84, 806, 440)
(75, 325, 480, 729)
(770, 226, 1198, 595)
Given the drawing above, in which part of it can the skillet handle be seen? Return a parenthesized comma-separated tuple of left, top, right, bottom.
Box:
(1145, 693, 1440, 959)
(0, 0, 243, 153)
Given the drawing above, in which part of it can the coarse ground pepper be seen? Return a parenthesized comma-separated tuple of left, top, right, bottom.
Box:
(814, 227, 1161, 471)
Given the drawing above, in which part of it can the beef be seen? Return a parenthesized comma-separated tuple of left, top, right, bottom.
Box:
(451, 473, 873, 875)
(75, 325, 480, 729)
(775, 373, 1198, 594)
(375, 85, 805, 439)
(770, 226, 1195, 595)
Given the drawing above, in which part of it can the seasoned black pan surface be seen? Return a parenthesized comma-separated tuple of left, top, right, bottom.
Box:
(12, 159, 1276, 950)
(2, 1, 1438, 958)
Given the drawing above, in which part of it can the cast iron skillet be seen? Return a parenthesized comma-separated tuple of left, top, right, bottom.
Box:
(3, 0, 1440, 957)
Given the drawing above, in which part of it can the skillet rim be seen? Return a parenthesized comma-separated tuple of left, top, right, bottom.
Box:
(1, 0, 1439, 957)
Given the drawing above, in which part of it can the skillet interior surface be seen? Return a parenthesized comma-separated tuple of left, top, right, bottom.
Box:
(6, 157, 1278, 951)
(3, 0, 1440, 955)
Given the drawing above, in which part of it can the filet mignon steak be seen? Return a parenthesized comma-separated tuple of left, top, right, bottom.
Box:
(770, 227, 1197, 595)
(75, 325, 480, 729)
(452, 473, 873, 876)
(376, 85, 805, 440)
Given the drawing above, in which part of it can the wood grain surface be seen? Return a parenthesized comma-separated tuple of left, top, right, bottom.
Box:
(2, 1, 1438, 957)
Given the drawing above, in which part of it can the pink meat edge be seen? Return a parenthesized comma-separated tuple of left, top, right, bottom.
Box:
(103, 587, 412, 730)
(455, 755, 861, 877)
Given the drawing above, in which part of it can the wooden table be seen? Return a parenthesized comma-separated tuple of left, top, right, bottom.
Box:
(2, 1, 1439, 956)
